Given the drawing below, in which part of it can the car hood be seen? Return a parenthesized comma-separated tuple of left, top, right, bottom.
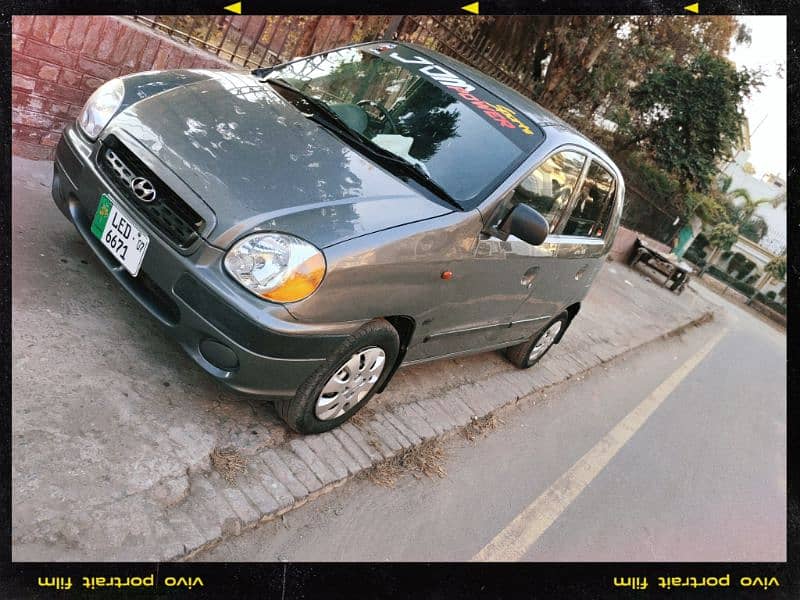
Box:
(109, 70, 452, 249)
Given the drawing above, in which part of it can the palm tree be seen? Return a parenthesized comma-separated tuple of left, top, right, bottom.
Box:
(699, 175, 786, 273)
(717, 175, 786, 225)
(734, 193, 786, 225)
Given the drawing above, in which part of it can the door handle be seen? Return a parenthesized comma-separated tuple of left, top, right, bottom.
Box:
(521, 266, 540, 288)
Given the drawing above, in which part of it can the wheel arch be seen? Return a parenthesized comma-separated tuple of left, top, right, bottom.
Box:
(555, 302, 581, 343)
(375, 315, 416, 393)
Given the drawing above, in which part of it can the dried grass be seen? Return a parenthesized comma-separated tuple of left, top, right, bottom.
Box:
(366, 438, 447, 488)
(462, 413, 503, 442)
(349, 406, 376, 427)
(210, 446, 247, 484)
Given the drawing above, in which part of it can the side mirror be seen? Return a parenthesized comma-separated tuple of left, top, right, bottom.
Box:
(499, 204, 550, 246)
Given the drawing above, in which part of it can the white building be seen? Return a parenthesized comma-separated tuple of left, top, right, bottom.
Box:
(720, 149, 787, 254)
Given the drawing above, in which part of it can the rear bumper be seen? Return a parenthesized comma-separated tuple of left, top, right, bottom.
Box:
(51, 124, 357, 398)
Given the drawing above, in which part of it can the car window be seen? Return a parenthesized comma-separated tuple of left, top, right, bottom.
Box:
(508, 150, 586, 232)
(561, 160, 616, 238)
(267, 45, 544, 207)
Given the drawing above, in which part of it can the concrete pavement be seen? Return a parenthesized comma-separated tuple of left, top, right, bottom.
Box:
(12, 156, 717, 561)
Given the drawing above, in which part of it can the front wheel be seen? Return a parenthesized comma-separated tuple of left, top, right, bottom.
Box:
(275, 319, 400, 434)
(505, 313, 569, 369)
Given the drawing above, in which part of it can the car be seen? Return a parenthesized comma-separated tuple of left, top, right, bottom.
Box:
(51, 41, 625, 434)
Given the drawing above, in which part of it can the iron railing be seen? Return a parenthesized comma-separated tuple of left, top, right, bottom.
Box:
(131, 15, 395, 69)
(129, 15, 537, 97)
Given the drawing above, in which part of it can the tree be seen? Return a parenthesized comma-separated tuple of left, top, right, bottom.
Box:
(739, 215, 768, 243)
(746, 253, 787, 305)
(734, 193, 786, 224)
(703, 222, 739, 269)
(624, 52, 761, 190)
(686, 190, 729, 224)
(764, 254, 787, 283)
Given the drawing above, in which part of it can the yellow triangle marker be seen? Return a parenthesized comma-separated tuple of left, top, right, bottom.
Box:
(224, 2, 242, 14)
(462, 2, 479, 14)
(684, 3, 699, 13)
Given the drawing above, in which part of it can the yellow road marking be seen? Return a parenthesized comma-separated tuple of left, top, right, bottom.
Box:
(472, 328, 727, 561)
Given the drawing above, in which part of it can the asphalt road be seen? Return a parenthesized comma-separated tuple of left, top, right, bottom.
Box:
(194, 291, 785, 562)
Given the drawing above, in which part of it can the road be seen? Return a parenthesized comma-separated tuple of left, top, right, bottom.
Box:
(194, 290, 785, 562)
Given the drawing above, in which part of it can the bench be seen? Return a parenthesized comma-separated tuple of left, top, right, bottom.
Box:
(629, 238, 692, 294)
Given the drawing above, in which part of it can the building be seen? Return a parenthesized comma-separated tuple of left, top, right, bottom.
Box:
(720, 150, 786, 254)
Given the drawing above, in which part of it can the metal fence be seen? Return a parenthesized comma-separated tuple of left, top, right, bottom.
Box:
(619, 183, 683, 246)
(131, 15, 396, 69)
(129, 15, 536, 97)
(392, 16, 535, 95)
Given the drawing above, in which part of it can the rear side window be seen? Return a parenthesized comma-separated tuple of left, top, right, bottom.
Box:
(562, 160, 616, 238)
(508, 150, 586, 232)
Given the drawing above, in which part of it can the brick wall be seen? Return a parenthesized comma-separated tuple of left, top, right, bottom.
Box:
(609, 226, 674, 264)
(12, 15, 230, 160)
(608, 226, 642, 263)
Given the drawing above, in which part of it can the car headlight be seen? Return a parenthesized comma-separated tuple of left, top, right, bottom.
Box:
(224, 233, 326, 302)
(77, 78, 124, 140)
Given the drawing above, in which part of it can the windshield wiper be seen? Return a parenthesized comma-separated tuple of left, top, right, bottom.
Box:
(265, 78, 361, 135)
(264, 78, 462, 210)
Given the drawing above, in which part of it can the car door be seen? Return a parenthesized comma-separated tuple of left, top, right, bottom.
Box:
(548, 156, 620, 304)
(482, 148, 589, 346)
(412, 150, 587, 360)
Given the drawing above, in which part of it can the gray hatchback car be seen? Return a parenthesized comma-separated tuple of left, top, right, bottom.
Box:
(52, 41, 624, 433)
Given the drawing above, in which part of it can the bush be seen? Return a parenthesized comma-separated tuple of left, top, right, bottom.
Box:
(754, 293, 787, 315)
(683, 246, 707, 266)
(766, 290, 776, 300)
(726, 252, 756, 280)
(706, 265, 756, 297)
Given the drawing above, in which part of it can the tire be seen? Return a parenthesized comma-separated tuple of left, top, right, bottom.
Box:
(275, 319, 400, 434)
(505, 312, 569, 369)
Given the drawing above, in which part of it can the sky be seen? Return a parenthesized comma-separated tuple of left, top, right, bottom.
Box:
(728, 16, 787, 179)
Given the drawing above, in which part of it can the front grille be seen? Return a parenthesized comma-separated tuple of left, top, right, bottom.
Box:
(98, 136, 205, 248)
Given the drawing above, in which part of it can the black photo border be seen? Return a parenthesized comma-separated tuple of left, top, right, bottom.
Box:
(0, 1, 796, 597)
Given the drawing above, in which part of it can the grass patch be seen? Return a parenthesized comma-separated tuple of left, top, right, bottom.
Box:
(366, 438, 447, 488)
(463, 413, 503, 442)
(211, 446, 247, 484)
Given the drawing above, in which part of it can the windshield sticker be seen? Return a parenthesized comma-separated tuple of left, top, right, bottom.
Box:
(367, 43, 396, 54)
(385, 49, 538, 145)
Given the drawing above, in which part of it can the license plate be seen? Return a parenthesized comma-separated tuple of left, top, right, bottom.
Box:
(90, 194, 149, 276)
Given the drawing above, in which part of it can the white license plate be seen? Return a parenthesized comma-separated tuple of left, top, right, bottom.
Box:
(90, 194, 149, 276)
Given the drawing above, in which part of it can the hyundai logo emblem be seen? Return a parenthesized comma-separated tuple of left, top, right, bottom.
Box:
(130, 177, 156, 203)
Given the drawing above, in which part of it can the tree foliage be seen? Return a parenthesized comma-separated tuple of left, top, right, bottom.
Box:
(416, 15, 759, 216)
(685, 191, 728, 224)
(739, 215, 768, 243)
(707, 222, 739, 253)
(764, 255, 787, 282)
(624, 52, 759, 190)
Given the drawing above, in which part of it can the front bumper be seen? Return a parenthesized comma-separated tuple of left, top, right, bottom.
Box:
(51, 124, 356, 398)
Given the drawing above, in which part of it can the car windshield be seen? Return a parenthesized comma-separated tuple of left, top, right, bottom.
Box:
(264, 43, 542, 206)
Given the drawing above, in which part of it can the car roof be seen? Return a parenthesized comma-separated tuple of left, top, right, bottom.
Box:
(390, 41, 619, 173)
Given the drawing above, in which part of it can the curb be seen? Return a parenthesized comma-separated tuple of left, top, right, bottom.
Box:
(173, 309, 716, 561)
